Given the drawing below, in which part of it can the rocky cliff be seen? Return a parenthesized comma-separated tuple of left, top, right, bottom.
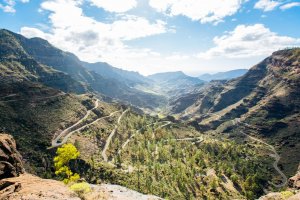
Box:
(0, 134, 24, 179)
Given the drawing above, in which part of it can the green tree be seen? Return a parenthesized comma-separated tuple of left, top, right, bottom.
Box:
(54, 143, 80, 184)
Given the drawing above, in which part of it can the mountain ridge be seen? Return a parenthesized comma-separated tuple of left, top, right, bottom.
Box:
(172, 48, 300, 176)
(198, 69, 248, 81)
(0, 29, 166, 110)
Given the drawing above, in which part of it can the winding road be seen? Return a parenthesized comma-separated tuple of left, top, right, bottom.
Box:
(50, 99, 100, 148)
(235, 119, 287, 188)
(117, 121, 173, 155)
(101, 109, 130, 162)
(208, 113, 287, 188)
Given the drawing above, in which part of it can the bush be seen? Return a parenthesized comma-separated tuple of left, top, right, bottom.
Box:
(70, 182, 92, 198)
(280, 191, 294, 199)
(54, 143, 80, 184)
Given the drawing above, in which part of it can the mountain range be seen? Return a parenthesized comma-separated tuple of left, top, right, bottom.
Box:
(0, 29, 299, 200)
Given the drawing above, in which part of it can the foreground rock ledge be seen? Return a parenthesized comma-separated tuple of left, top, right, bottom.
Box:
(0, 174, 80, 200)
(0, 173, 162, 200)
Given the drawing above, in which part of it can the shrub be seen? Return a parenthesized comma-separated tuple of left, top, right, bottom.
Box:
(70, 182, 92, 193)
(54, 143, 80, 184)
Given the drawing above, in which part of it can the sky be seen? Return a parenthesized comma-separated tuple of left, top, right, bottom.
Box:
(1, 0, 300, 76)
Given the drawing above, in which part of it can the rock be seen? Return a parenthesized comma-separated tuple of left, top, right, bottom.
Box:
(288, 165, 300, 189)
(0, 180, 22, 200)
(0, 133, 25, 179)
(0, 174, 81, 200)
(85, 184, 163, 200)
(287, 192, 300, 200)
(258, 192, 283, 200)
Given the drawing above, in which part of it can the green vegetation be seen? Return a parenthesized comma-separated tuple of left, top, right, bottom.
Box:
(70, 182, 92, 198)
(54, 143, 80, 184)
(1, 29, 299, 200)
(74, 111, 272, 200)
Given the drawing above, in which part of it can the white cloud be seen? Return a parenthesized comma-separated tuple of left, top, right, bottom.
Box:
(166, 53, 190, 61)
(254, 0, 281, 11)
(21, 0, 167, 70)
(0, 0, 29, 13)
(198, 24, 300, 59)
(280, 2, 300, 10)
(89, 0, 137, 13)
(149, 0, 246, 24)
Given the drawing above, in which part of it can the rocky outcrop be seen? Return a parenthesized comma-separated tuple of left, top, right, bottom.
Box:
(288, 164, 300, 189)
(86, 184, 162, 200)
(1, 174, 81, 200)
(0, 133, 24, 179)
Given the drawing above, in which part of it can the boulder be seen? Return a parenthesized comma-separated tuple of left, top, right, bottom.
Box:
(0, 133, 25, 179)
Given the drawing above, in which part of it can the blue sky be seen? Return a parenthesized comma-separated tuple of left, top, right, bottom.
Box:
(1, 0, 300, 75)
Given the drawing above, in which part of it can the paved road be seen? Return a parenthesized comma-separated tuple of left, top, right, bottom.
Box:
(236, 120, 287, 188)
(101, 109, 129, 162)
(50, 99, 99, 148)
(117, 121, 173, 155)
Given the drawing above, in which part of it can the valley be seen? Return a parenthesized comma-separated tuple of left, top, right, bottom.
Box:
(0, 29, 299, 200)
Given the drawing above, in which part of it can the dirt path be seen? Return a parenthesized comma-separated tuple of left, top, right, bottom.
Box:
(101, 109, 129, 162)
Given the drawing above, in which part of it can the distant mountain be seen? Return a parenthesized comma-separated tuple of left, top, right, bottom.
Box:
(171, 48, 300, 176)
(0, 29, 166, 109)
(148, 71, 205, 97)
(148, 71, 198, 83)
(82, 61, 151, 86)
(198, 69, 248, 81)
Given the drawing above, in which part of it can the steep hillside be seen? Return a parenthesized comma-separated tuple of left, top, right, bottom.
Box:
(82, 61, 151, 86)
(0, 81, 92, 175)
(198, 69, 248, 81)
(0, 29, 166, 110)
(0, 29, 86, 93)
(172, 48, 300, 177)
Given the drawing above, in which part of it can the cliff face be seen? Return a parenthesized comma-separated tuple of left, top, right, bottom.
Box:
(0, 133, 24, 179)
